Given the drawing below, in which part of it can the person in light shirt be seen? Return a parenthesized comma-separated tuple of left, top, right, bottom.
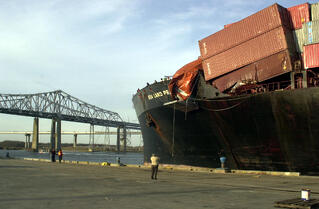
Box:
(150, 154, 160, 180)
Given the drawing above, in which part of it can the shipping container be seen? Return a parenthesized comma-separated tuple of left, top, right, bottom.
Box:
(303, 44, 319, 69)
(202, 27, 296, 81)
(304, 21, 319, 45)
(288, 3, 310, 29)
(224, 20, 239, 28)
(312, 2, 319, 21)
(224, 23, 234, 28)
(212, 50, 293, 92)
(199, 4, 290, 60)
(293, 28, 305, 52)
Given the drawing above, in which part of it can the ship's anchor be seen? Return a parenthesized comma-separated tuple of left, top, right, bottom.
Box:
(145, 113, 156, 128)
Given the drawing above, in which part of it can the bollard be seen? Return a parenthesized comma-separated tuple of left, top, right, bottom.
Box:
(301, 189, 310, 201)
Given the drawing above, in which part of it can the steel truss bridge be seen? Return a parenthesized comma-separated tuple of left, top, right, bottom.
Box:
(0, 90, 140, 130)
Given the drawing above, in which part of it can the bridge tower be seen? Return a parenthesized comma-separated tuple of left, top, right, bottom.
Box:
(50, 119, 56, 151)
(55, 118, 61, 151)
(25, 134, 31, 150)
(48, 118, 62, 152)
(89, 124, 95, 151)
(73, 134, 77, 151)
(117, 125, 127, 153)
(31, 117, 39, 152)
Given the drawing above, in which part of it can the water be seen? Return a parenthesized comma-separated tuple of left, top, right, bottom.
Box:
(0, 149, 144, 165)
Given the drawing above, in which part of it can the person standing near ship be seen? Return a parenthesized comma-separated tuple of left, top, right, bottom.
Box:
(150, 154, 160, 180)
(218, 149, 226, 169)
(58, 149, 63, 163)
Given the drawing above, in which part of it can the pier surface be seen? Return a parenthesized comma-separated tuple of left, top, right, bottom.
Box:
(1, 159, 319, 209)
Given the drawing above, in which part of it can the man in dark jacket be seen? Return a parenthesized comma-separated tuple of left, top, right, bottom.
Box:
(50, 149, 56, 162)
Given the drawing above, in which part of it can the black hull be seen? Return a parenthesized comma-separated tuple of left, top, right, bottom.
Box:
(133, 80, 319, 172)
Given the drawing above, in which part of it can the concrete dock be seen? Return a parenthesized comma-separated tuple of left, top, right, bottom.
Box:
(1, 159, 319, 209)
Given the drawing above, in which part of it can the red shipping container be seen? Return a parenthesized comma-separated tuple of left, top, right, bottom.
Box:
(303, 44, 319, 69)
(287, 3, 310, 30)
(212, 50, 293, 92)
(202, 26, 295, 81)
(199, 3, 290, 60)
(224, 23, 234, 28)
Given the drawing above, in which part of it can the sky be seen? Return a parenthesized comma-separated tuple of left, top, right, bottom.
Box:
(0, 0, 316, 145)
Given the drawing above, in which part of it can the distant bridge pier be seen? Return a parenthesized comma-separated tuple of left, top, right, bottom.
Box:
(117, 127, 120, 152)
(55, 118, 61, 151)
(25, 134, 31, 150)
(123, 127, 127, 153)
(116, 125, 127, 153)
(31, 117, 39, 152)
(50, 119, 56, 151)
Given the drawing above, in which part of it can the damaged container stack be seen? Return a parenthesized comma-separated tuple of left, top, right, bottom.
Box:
(305, 3, 319, 69)
(290, 2, 319, 69)
(199, 3, 296, 92)
(290, 3, 310, 52)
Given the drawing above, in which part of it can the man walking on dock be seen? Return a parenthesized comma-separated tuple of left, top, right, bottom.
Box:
(150, 154, 160, 180)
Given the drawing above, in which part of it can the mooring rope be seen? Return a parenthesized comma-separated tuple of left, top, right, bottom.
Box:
(199, 101, 245, 112)
(191, 94, 254, 102)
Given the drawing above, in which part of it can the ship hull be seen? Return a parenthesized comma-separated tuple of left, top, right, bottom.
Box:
(133, 80, 319, 172)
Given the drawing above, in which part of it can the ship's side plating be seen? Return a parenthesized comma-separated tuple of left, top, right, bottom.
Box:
(133, 75, 319, 172)
(200, 87, 319, 172)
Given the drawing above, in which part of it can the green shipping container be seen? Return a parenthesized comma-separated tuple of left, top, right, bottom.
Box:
(312, 3, 319, 21)
(293, 28, 305, 52)
(304, 21, 319, 45)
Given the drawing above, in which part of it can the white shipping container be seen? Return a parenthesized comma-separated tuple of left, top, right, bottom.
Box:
(293, 28, 305, 52)
(304, 21, 319, 45)
(311, 3, 319, 21)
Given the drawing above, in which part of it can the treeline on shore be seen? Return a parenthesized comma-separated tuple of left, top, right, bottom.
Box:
(0, 140, 143, 152)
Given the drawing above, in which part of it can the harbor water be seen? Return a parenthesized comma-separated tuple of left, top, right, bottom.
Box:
(0, 149, 144, 165)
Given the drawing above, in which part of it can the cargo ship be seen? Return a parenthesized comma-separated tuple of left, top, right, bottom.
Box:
(132, 2, 319, 172)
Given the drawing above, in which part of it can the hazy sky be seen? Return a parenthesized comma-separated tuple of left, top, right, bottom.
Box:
(0, 0, 316, 144)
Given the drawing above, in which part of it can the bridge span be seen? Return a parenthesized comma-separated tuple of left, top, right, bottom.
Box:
(0, 90, 140, 152)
